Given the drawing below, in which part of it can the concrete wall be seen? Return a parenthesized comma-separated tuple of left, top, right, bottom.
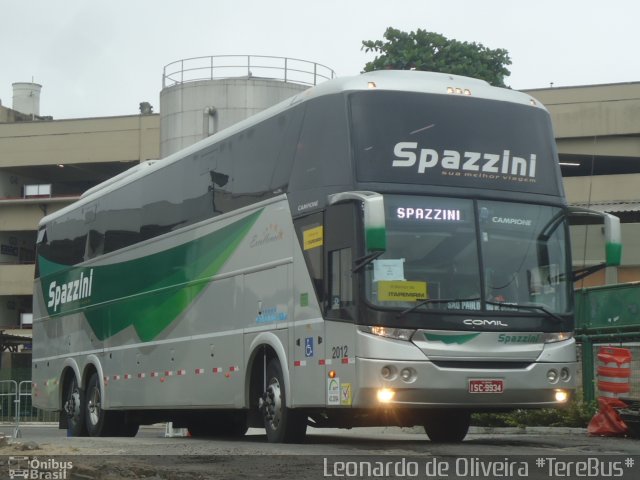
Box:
(0, 114, 160, 167)
(0, 264, 34, 296)
(526, 83, 640, 157)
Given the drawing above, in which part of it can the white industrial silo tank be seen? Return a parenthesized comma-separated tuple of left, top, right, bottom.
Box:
(12, 82, 42, 117)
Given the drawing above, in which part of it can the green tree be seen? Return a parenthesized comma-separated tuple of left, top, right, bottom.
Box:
(362, 27, 511, 87)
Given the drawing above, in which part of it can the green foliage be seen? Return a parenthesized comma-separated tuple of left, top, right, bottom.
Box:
(472, 400, 598, 428)
(362, 27, 511, 87)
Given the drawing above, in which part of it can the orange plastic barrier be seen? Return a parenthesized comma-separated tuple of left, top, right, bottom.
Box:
(596, 347, 632, 398)
(588, 347, 632, 436)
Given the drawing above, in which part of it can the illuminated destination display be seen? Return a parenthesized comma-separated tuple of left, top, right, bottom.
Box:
(396, 207, 462, 221)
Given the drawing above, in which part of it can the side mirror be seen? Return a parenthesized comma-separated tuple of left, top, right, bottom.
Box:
(567, 207, 622, 282)
(327, 191, 386, 252)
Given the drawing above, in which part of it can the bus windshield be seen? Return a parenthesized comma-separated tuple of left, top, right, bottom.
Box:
(364, 195, 570, 314)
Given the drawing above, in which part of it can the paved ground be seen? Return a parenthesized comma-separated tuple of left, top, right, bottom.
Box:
(1, 424, 639, 479)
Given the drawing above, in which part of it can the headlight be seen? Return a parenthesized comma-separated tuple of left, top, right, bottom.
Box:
(359, 325, 415, 341)
(544, 332, 573, 343)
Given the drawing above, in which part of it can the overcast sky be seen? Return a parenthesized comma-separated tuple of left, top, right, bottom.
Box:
(1, 0, 638, 119)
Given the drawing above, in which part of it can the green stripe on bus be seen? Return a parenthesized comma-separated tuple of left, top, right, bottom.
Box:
(39, 210, 262, 341)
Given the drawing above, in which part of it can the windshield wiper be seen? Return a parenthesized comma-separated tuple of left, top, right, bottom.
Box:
(485, 301, 564, 324)
(395, 297, 481, 320)
(352, 250, 384, 273)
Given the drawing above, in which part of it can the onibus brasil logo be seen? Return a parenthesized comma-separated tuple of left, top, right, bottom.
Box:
(8, 457, 73, 479)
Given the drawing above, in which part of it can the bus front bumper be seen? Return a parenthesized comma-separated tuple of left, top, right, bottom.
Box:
(352, 357, 576, 409)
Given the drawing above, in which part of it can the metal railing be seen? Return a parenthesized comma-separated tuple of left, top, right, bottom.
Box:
(163, 55, 335, 88)
(0, 380, 58, 437)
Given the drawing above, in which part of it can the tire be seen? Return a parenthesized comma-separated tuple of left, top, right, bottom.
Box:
(63, 374, 86, 437)
(261, 359, 307, 443)
(423, 410, 470, 443)
(85, 372, 127, 437)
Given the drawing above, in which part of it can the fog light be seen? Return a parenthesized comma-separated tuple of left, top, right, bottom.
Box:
(555, 389, 569, 403)
(377, 388, 395, 403)
(546, 369, 559, 384)
(560, 367, 571, 382)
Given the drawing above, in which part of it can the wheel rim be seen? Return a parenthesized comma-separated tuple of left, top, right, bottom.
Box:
(87, 385, 101, 427)
(263, 377, 283, 430)
(65, 387, 81, 423)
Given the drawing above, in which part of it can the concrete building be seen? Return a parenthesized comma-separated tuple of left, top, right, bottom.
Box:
(525, 83, 640, 288)
(0, 71, 638, 336)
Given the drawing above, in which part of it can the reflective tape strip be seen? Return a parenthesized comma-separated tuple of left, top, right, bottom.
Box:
(124, 374, 132, 380)
(229, 366, 240, 372)
(177, 369, 186, 376)
(341, 357, 355, 364)
(599, 376, 631, 383)
(213, 367, 222, 374)
(165, 370, 173, 376)
(318, 359, 326, 366)
(138, 373, 146, 379)
(151, 371, 159, 378)
(294, 360, 307, 367)
(113, 375, 120, 381)
(195, 368, 205, 375)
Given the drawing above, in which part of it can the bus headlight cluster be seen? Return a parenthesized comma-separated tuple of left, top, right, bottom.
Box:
(380, 365, 416, 384)
(359, 325, 415, 341)
(547, 367, 572, 384)
(381, 365, 397, 380)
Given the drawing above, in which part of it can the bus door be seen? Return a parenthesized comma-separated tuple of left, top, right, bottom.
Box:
(322, 202, 361, 408)
(292, 212, 326, 406)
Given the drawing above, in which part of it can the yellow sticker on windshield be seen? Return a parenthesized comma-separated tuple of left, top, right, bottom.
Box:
(377, 281, 427, 302)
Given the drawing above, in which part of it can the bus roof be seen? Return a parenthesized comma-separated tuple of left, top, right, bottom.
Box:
(39, 70, 545, 227)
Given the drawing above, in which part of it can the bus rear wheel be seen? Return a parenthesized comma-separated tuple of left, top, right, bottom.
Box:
(260, 359, 307, 443)
(423, 409, 470, 443)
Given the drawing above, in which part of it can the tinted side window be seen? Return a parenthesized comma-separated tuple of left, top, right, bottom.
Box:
(289, 95, 351, 192)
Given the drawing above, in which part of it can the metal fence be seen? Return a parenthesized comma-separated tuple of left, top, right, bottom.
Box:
(0, 380, 58, 437)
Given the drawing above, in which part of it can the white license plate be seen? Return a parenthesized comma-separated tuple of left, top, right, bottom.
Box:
(469, 379, 504, 393)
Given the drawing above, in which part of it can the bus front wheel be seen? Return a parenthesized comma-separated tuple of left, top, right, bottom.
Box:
(423, 409, 470, 443)
(260, 359, 307, 443)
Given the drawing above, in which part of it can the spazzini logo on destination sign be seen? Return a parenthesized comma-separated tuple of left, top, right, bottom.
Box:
(392, 142, 537, 183)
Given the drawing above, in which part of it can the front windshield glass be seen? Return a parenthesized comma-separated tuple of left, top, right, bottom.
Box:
(364, 195, 570, 314)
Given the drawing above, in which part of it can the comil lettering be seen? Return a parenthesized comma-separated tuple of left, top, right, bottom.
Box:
(47, 269, 94, 312)
(392, 142, 537, 178)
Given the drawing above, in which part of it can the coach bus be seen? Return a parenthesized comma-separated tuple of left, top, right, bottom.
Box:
(32, 70, 621, 443)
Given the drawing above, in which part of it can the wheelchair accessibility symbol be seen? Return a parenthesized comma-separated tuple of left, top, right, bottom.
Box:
(305, 337, 314, 357)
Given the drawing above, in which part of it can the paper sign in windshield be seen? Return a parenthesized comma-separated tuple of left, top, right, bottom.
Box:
(377, 281, 427, 302)
(373, 259, 405, 282)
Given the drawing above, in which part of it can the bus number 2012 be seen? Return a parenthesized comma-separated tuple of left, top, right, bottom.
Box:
(331, 345, 348, 359)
